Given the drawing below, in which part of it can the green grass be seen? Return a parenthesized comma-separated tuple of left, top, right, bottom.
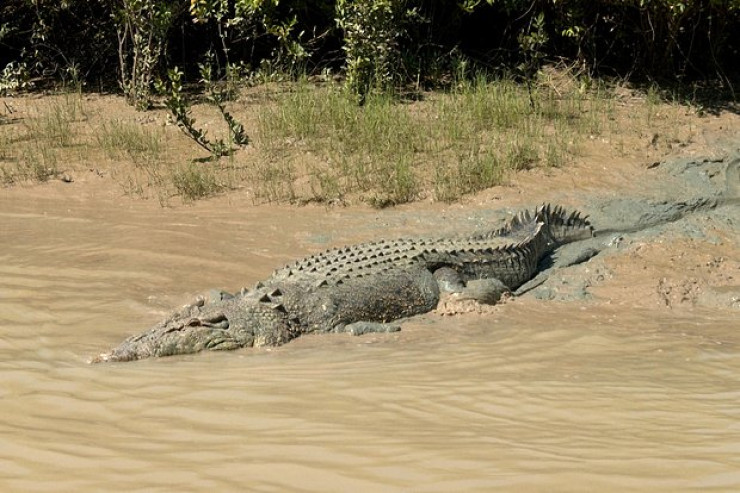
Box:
(0, 148, 58, 184)
(258, 86, 422, 204)
(2, 71, 687, 205)
(96, 119, 164, 166)
(1, 94, 83, 183)
(0, 128, 18, 184)
(172, 162, 221, 201)
(24, 94, 84, 147)
(96, 118, 180, 205)
(0, 128, 13, 163)
(23, 147, 59, 181)
(256, 74, 598, 205)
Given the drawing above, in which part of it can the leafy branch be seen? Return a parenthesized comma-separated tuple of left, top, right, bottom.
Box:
(518, 12, 548, 109)
(160, 66, 248, 160)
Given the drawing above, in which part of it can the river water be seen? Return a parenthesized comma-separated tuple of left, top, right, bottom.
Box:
(1, 187, 738, 492)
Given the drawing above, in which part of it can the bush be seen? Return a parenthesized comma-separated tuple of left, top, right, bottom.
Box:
(115, 0, 181, 109)
(0, 1, 738, 96)
(335, 0, 406, 101)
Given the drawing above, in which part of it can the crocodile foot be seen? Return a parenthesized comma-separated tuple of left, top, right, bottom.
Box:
(341, 321, 402, 336)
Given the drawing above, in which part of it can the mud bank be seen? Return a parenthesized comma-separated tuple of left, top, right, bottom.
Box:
(518, 146, 739, 310)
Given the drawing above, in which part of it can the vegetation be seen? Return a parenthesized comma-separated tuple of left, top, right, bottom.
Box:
(0, 95, 84, 184)
(0, 1, 735, 204)
(257, 74, 589, 204)
(115, 0, 179, 109)
(336, 0, 406, 103)
(5, 67, 699, 206)
(96, 118, 164, 165)
(159, 65, 248, 159)
(171, 161, 222, 201)
(2, 1, 738, 94)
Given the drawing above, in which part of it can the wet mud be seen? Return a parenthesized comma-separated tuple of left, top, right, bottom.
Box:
(521, 147, 739, 309)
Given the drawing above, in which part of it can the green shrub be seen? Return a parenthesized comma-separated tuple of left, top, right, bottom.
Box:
(115, 0, 178, 109)
(335, 0, 405, 102)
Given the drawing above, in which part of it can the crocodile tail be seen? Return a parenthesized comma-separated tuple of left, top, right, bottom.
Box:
(536, 204, 594, 245)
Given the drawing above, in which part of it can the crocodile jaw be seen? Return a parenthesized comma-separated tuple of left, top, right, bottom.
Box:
(91, 297, 291, 363)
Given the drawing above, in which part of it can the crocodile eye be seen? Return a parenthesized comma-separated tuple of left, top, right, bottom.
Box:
(208, 318, 230, 330)
(204, 313, 228, 324)
(187, 313, 229, 330)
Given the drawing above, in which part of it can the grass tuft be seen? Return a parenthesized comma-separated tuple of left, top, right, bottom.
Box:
(96, 119, 164, 166)
(172, 162, 221, 201)
(3, 69, 697, 205)
(24, 94, 84, 147)
(256, 74, 597, 205)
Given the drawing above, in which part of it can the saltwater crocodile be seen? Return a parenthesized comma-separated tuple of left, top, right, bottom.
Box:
(92, 204, 593, 362)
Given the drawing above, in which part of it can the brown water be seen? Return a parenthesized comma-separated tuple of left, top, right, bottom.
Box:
(1, 188, 739, 492)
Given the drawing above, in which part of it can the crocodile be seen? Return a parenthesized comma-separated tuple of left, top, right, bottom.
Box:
(92, 204, 593, 363)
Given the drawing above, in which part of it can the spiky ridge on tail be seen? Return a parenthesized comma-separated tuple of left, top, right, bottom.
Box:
(535, 204, 594, 245)
(474, 208, 540, 240)
(475, 204, 593, 244)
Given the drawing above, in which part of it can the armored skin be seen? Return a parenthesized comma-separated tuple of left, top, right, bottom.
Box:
(92, 204, 593, 362)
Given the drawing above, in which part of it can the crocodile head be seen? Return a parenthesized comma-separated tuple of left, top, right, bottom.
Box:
(536, 203, 594, 245)
(91, 294, 294, 363)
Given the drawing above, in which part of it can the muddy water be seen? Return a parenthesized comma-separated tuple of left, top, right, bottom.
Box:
(1, 189, 739, 492)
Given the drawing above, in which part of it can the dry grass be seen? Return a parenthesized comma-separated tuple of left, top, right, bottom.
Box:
(0, 95, 84, 183)
(254, 74, 619, 204)
(0, 70, 703, 205)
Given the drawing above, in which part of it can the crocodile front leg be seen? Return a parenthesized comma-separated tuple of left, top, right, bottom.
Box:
(434, 267, 510, 304)
(337, 321, 402, 336)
